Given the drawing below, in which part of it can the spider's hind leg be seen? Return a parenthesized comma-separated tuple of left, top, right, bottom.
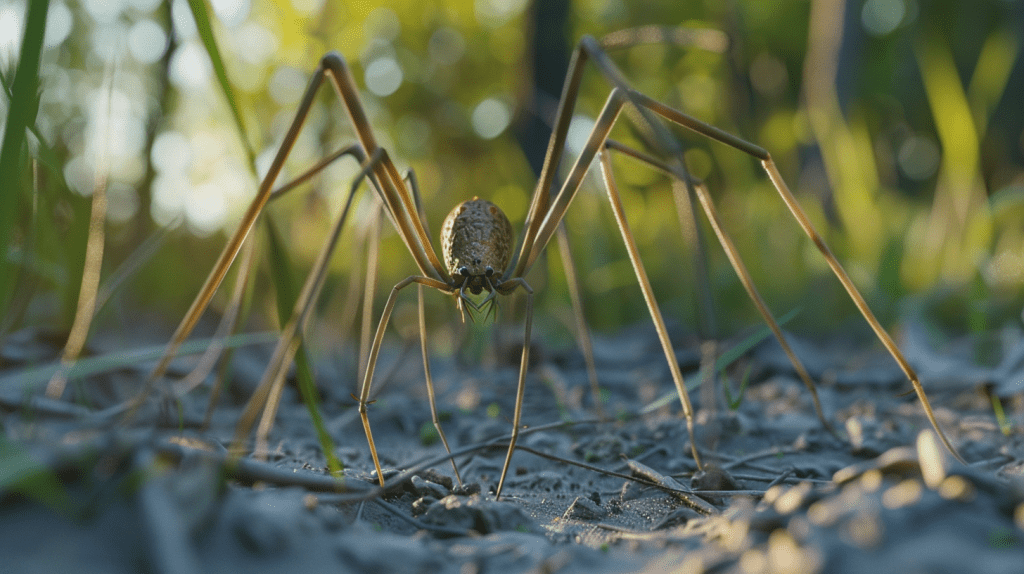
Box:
(419, 284, 464, 486)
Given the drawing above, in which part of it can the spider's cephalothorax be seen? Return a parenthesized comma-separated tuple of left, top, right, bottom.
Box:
(440, 197, 513, 297)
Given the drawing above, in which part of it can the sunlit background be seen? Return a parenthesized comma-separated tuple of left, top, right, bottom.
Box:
(1, 0, 1022, 360)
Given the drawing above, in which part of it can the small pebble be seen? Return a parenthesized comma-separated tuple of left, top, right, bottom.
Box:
(453, 483, 482, 496)
(420, 495, 539, 534)
(620, 481, 644, 502)
(691, 463, 741, 491)
(411, 475, 450, 499)
(563, 496, 607, 520)
(411, 496, 437, 517)
(653, 506, 702, 529)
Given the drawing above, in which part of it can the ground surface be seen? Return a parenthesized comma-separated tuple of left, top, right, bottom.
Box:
(2, 319, 1024, 573)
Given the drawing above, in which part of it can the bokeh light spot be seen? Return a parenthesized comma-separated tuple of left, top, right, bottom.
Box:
(363, 7, 400, 42)
(290, 0, 324, 17)
(862, 0, 905, 36)
(87, 89, 145, 160)
(898, 135, 940, 180)
(44, 2, 73, 48)
(128, 19, 167, 64)
(62, 155, 94, 196)
(365, 57, 403, 97)
(83, 0, 127, 25)
(269, 66, 308, 105)
(106, 182, 140, 224)
(749, 52, 787, 98)
(151, 130, 193, 174)
(471, 98, 510, 140)
(429, 27, 465, 66)
(474, 0, 528, 28)
(678, 73, 717, 116)
(210, 0, 250, 27)
(566, 114, 596, 157)
(185, 182, 229, 236)
(171, 0, 198, 40)
(170, 42, 213, 89)
(152, 173, 185, 228)
(233, 22, 278, 66)
(0, 4, 22, 68)
(396, 114, 431, 155)
(91, 23, 129, 63)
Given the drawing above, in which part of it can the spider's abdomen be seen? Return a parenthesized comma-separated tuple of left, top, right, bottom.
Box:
(440, 197, 513, 281)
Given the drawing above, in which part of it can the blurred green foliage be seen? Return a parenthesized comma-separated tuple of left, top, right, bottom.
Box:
(0, 0, 1021, 365)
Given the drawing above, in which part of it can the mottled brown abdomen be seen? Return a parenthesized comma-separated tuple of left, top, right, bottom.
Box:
(440, 197, 513, 280)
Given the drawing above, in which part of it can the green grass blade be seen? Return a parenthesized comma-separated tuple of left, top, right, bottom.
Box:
(0, 434, 71, 514)
(0, 68, 70, 193)
(0, 331, 279, 394)
(641, 307, 801, 414)
(0, 0, 51, 318)
(723, 365, 753, 411)
(968, 29, 1019, 136)
(264, 217, 342, 474)
(187, 0, 339, 474)
(990, 393, 1012, 436)
(185, 0, 256, 168)
(710, 307, 802, 375)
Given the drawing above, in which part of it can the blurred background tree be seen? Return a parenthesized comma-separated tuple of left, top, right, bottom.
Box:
(0, 0, 1022, 363)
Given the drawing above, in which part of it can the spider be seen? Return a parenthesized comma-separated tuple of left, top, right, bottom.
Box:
(144, 27, 963, 500)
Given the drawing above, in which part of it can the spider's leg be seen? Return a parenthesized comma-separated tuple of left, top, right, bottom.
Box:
(509, 41, 587, 278)
(520, 89, 628, 272)
(172, 146, 373, 421)
(511, 28, 732, 417)
(232, 149, 383, 456)
(595, 150, 705, 471)
(482, 296, 498, 324)
(526, 34, 962, 463)
(692, 179, 839, 439)
(141, 63, 353, 397)
(508, 29, 729, 421)
(761, 159, 963, 460)
(512, 88, 705, 470)
(419, 284, 463, 485)
(614, 90, 964, 463)
(493, 278, 534, 500)
(403, 167, 432, 240)
(269, 143, 366, 200)
(320, 54, 449, 284)
(603, 140, 841, 440)
(197, 234, 257, 424)
(553, 226, 603, 418)
(511, 30, 726, 280)
(360, 275, 454, 486)
(584, 42, 964, 461)
(358, 200, 383, 379)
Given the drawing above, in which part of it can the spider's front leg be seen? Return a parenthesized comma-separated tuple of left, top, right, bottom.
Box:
(358, 275, 455, 486)
(492, 278, 534, 500)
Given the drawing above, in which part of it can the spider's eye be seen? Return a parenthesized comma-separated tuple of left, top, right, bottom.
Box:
(459, 267, 470, 277)
(485, 267, 494, 277)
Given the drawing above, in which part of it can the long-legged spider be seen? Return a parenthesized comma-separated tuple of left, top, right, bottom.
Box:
(144, 27, 964, 500)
